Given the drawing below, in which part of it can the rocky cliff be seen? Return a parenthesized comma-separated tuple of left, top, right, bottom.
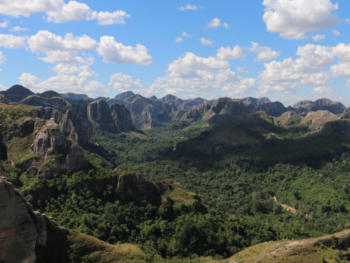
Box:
(0, 177, 66, 263)
(87, 100, 135, 133)
(293, 98, 345, 115)
(1, 85, 34, 102)
(252, 101, 287, 117)
(0, 177, 146, 263)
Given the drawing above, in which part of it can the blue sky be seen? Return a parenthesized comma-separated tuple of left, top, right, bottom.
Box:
(1, 0, 350, 106)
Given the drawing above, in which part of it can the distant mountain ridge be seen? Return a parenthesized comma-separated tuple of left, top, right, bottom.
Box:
(1, 84, 349, 131)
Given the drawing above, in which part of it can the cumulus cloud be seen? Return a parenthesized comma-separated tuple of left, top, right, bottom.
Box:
(207, 18, 230, 28)
(199, 37, 213, 46)
(0, 34, 26, 48)
(263, 0, 340, 40)
(332, 30, 341, 36)
(97, 36, 152, 65)
(177, 4, 201, 11)
(249, 42, 280, 61)
(109, 73, 143, 93)
(176, 37, 183, 43)
(0, 20, 9, 28)
(149, 52, 241, 98)
(87, 10, 130, 25)
(52, 63, 80, 74)
(258, 44, 335, 94)
(0, 51, 5, 65)
(27, 30, 97, 64)
(0, 0, 130, 25)
(312, 34, 326, 42)
(312, 86, 333, 94)
(182, 32, 192, 38)
(222, 78, 258, 96)
(0, 84, 7, 90)
(10, 26, 29, 32)
(19, 72, 106, 97)
(216, 45, 244, 60)
(167, 52, 229, 79)
(237, 65, 249, 74)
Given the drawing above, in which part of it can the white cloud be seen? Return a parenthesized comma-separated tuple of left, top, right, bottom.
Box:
(199, 37, 213, 46)
(27, 31, 97, 53)
(0, 34, 26, 48)
(97, 36, 152, 65)
(331, 63, 350, 78)
(332, 29, 341, 36)
(178, 4, 201, 11)
(10, 26, 29, 32)
(27, 30, 96, 64)
(222, 78, 258, 96)
(0, 84, 7, 90)
(258, 44, 334, 94)
(87, 10, 130, 25)
(52, 64, 80, 74)
(249, 42, 280, 61)
(77, 65, 97, 78)
(167, 52, 229, 79)
(19, 72, 106, 97)
(207, 18, 230, 28)
(182, 32, 192, 38)
(312, 86, 333, 94)
(0, 0, 130, 25)
(0, 20, 9, 28)
(149, 52, 240, 98)
(215, 69, 238, 83)
(332, 43, 350, 63)
(0, 51, 5, 65)
(312, 34, 326, 42)
(263, 0, 340, 40)
(109, 73, 143, 93)
(237, 65, 249, 73)
(176, 37, 183, 43)
(216, 45, 244, 60)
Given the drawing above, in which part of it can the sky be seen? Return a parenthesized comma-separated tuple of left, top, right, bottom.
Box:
(1, 0, 350, 106)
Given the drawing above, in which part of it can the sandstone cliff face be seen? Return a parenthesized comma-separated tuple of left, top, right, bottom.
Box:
(0, 93, 9, 104)
(293, 98, 345, 115)
(39, 107, 93, 145)
(203, 98, 248, 122)
(87, 100, 135, 133)
(110, 103, 135, 133)
(31, 118, 89, 177)
(241, 97, 271, 111)
(0, 177, 65, 263)
(252, 101, 287, 117)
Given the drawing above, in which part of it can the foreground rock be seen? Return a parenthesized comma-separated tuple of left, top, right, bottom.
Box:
(0, 177, 146, 263)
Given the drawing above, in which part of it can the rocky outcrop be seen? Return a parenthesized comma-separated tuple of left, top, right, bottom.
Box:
(1, 85, 34, 102)
(0, 93, 9, 104)
(293, 98, 345, 115)
(181, 104, 211, 121)
(87, 100, 117, 132)
(110, 103, 135, 132)
(114, 91, 134, 101)
(20, 95, 72, 111)
(203, 98, 248, 122)
(60, 93, 90, 100)
(87, 100, 135, 133)
(0, 177, 66, 263)
(124, 95, 172, 129)
(31, 118, 89, 177)
(38, 107, 93, 145)
(252, 101, 287, 117)
(241, 97, 271, 111)
(37, 91, 62, 98)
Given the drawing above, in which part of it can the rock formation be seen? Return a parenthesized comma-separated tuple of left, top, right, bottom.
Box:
(293, 98, 345, 115)
(252, 101, 287, 117)
(241, 97, 271, 111)
(31, 118, 89, 177)
(87, 100, 135, 133)
(114, 91, 135, 101)
(1, 85, 34, 102)
(0, 177, 65, 263)
(60, 93, 90, 100)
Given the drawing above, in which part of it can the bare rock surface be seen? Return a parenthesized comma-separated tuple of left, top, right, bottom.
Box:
(0, 177, 65, 263)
